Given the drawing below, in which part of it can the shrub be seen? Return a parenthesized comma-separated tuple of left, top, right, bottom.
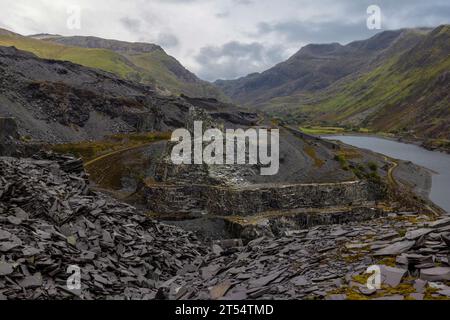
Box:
(368, 161, 378, 171)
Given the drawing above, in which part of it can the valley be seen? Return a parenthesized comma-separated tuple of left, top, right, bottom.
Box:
(0, 22, 449, 301)
(216, 25, 450, 142)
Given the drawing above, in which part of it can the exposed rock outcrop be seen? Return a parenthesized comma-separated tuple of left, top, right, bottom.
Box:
(0, 117, 19, 156)
(143, 106, 386, 217)
(0, 46, 252, 143)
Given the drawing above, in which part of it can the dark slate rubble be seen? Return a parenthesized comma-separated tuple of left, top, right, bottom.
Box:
(1, 153, 449, 300)
(164, 212, 450, 300)
(0, 155, 208, 299)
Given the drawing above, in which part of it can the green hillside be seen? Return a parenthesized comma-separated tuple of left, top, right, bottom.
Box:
(0, 30, 226, 100)
(261, 25, 450, 140)
(0, 33, 136, 77)
(125, 50, 226, 99)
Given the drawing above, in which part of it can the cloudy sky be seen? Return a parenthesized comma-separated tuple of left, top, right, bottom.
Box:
(0, 0, 449, 81)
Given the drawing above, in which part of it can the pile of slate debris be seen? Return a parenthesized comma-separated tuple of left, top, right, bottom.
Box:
(0, 152, 208, 299)
(1, 152, 450, 300)
(161, 215, 450, 300)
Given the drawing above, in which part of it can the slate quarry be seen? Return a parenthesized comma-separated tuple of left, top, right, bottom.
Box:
(0, 152, 449, 300)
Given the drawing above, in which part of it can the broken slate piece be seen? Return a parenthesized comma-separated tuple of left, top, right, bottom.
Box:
(437, 290, 450, 297)
(413, 279, 427, 293)
(211, 244, 223, 256)
(420, 267, 450, 281)
(19, 273, 43, 288)
(373, 240, 415, 256)
(248, 270, 284, 288)
(290, 275, 308, 287)
(7, 216, 22, 225)
(0, 262, 14, 276)
(409, 293, 424, 300)
(380, 265, 407, 287)
(428, 218, 450, 229)
(209, 281, 232, 300)
(22, 247, 41, 257)
(405, 228, 433, 240)
(0, 229, 11, 240)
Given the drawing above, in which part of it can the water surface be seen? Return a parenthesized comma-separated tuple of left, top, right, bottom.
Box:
(323, 135, 450, 212)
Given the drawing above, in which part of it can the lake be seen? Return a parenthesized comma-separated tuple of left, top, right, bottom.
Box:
(323, 135, 450, 213)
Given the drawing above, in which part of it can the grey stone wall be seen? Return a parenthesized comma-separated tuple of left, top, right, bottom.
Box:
(143, 180, 386, 216)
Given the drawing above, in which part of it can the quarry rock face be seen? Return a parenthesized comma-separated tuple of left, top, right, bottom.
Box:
(0, 117, 41, 157)
(0, 117, 19, 156)
(144, 181, 384, 216)
(0, 117, 19, 140)
(143, 108, 386, 217)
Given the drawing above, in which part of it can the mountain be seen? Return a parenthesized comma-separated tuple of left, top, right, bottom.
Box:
(0, 28, 226, 100)
(215, 28, 420, 105)
(0, 45, 247, 143)
(0, 44, 366, 186)
(308, 25, 450, 139)
(216, 25, 449, 140)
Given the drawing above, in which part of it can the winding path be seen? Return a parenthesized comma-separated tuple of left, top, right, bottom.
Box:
(384, 156, 399, 187)
(84, 142, 156, 168)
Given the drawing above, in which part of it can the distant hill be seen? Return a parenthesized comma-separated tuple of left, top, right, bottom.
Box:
(216, 25, 449, 140)
(0, 28, 227, 100)
(0, 46, 246, 143)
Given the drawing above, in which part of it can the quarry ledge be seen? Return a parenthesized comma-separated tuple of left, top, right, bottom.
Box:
(142, 180, 387, 216)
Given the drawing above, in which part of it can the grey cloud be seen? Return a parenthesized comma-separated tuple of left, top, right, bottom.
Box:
(2, 0, 449, 81)
(120, 17, 142, 33)
(121, 15, 178, 49)
(156, 33, 179, 48)
(257, 20, 379, 45)
(152, 0, 201, 2)
(216, 12, 230, 19)
(195, 41, 287, 81)
(232, 0, 253, 5)
(393, 3, 450, 27)
(255, 0, 450, 45)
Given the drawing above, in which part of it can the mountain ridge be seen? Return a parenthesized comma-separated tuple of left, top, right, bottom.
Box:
(0, 28, 227, 100)
(215, 25, 449, 140)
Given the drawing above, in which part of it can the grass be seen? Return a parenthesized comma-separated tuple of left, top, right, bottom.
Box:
(334, 154, 349, 171)
(423, 138, 450, 150)
(330, 272, 449, 300)
(303, 144, 325, 168)
(0, 34, 136, 78)
(337, 148, 363, 160)
(299, 126, 345, 135)
(299, 126, 374, 135)
(333, 152, 381, 181)
(314, 46, 450, 136)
